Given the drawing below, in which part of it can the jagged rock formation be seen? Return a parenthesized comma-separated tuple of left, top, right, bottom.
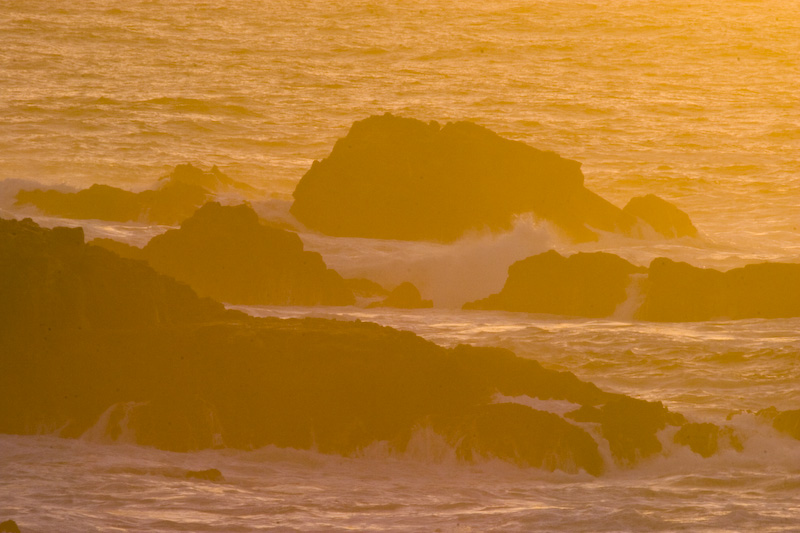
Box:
(291, 113, 637, 242)
(91, 202, 355, 306)
(14, 163, 249, 225)
(637, 258, 800, 321)
(1, 217, 708, 474)
(624, 194, 698, 238)
(367, 281, 433, 309)
(464, 251, 645, 317)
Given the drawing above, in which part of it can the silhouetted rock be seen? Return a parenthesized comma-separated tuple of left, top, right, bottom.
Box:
(14, 163, 254, 225)
(674, 422, 742, 458)
(0, 217, 700, 474)
(162, 163, 254, 193)
(185, 468, 224, 482)
(567, 397, 685, 466)
(624, 194, 698, 238)
(291, 114, 636, 242)
(637, 258, 800, 321)
(435, 403, 604, 476)
(464, 250, 645, 317)
(0, 217, 227, 336)
(16, 180, 208, 225)
(345, 277, 389, 298)
(137, 202, 355, 306)
(367, 281, 433, 309)
(0, 520, 20, 533)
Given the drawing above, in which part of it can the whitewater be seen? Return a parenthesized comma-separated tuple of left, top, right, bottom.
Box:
(2, 0, 800, 531)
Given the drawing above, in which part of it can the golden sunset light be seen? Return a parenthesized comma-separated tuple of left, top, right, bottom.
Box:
(1, 1, 799, 532)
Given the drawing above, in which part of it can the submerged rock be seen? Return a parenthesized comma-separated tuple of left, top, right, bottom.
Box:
(464, 250, 645, 317)
(131, 202, 355, 306)
(637, 258, 800, 321)
(162, 163, 255, 193)
(367, 281, 433, 309)
(291, 114, 636, 242)
(623, 194, 698, 238)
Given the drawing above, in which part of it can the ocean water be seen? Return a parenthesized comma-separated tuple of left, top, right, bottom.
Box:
(2, 0, 800, 531)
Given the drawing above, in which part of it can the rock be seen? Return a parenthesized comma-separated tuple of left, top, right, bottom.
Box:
(0, 217, 228, 335)
(367, 281, 433, 309)
(345, 277, 389, 298)
(637, 258, 800, 321)
(464, 250, 645, 317)
(567, 396, 685, 466)
(0, 217, 697, 475)
(435, 403, 604, 476)
(624, 194, 698, 238)
(0, 520, 20, 533)
(185, 468, 224, 482)
(769, 409, 800, 440)
(162, 163, 254, 193)
(16, 180, 208, 225)
(139, 202, 355, 306)
(674, 422, 743, 458)
(291, 114, 636, 243)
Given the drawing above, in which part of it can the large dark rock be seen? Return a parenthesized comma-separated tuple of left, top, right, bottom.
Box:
(14, 163, 249, 225)
(112, 202, 355, 306)
(624, 194, 698, 238)
(464, 250, 645, 317)
(637, 258, 800, 321)
(0, 218, 701, 474)
(367, 281, 433, 309)
(291, 114, 636, 242)
(0, 217, 227, 335)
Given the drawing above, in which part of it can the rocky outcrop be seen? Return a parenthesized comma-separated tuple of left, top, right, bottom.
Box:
(624, 194, 698, 238)
(115, 202, 356, 306)
(1, 217, 704, 475)
(637, 258, 800, 321)
(464, 251, 645, 317)
(291, 114, 636, 243)
(0, 217, 228, 335)
(14, 163, 250, 225)
(367, 281, 433, 309)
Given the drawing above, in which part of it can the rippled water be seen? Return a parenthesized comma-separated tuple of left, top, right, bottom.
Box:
(2, 0, 800, 531)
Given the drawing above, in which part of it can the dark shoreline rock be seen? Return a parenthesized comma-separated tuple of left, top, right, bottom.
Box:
(1, 216, 705, 475)
(291, 114, 637, 243)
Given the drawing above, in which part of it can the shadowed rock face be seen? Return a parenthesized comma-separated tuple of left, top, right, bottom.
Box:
(291, 114, 636, 242)
(14, 163, 250, 225)
(464, 250, 645, 317)
(637, 258, 800, 321)
(624, 194, 698, 238)
(367, 281, 433, 309)
(1, 217, 701, 475)
(673, 423, 742, 458)
(142, 202, 356, 306)
(94, 202, 356, 306)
